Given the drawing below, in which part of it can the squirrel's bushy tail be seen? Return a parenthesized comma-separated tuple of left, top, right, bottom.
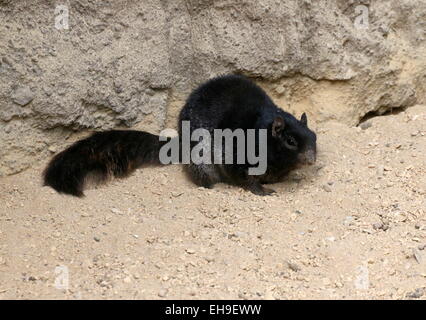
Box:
(43, 130, 166, 197)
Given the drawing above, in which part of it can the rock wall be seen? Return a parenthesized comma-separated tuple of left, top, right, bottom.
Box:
(0, 0, 425, 175)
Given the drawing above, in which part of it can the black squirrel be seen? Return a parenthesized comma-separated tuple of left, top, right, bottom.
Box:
(43, 74, 317, 197)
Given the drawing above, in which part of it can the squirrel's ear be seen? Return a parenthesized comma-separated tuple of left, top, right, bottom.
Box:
(300, 112, 308, 126)
(272, 116, 285, 137)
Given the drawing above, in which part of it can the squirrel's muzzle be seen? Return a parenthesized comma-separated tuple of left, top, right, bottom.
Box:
(298, 149, 316, 165)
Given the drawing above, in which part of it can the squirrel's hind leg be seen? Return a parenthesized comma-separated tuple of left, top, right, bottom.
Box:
(185, 163, 221, 189)
(244, 180, 276, 196)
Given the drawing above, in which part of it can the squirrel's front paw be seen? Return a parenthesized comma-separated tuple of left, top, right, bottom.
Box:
(249, 185, 276, 196)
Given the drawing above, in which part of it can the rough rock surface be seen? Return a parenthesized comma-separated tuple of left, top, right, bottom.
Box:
(0, 0, 425, 175)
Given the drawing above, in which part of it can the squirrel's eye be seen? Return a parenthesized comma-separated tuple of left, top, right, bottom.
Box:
(285, 137, 298, 150)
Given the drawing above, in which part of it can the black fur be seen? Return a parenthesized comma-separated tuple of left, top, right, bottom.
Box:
(43, 131, 164, 197)
(179, 74, 317, 195)
(43, 74, 317, 196)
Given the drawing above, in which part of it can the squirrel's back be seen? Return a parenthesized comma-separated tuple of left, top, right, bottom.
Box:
(179, 74, 277, 133)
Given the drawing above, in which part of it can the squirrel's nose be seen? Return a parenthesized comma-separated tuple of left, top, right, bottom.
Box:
(298, 149, 316, 165)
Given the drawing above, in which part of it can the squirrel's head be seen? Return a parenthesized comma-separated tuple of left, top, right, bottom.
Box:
(270, 112, 317, 166)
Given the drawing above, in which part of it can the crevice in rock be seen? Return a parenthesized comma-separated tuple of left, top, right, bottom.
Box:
(357, 105, 409, 126)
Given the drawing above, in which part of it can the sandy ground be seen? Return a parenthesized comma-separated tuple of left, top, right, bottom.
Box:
(0, 105, 425, 300)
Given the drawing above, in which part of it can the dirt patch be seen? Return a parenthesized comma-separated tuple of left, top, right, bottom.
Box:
(0, 105, 425, 299)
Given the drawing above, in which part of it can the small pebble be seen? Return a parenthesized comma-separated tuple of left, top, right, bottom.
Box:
(376, 165, 384, 176)
(204, 256, 215, 263)
(111, 208, 122, 214)
(48, 146, 57, 153)
(322, 184, 332, 192)
(373, 221, 389, 231)
(158, 288, 168, 297)
(343, 216, 354, 226)
(406, 288, 424, 299)
(373, 222, 383, 230)
(275, 86, 285, 95)
(11, 86, 34, 106)
(413, 249, 423, 264)
(287, 261, 301, 272)
(360, 121, 372, 130)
